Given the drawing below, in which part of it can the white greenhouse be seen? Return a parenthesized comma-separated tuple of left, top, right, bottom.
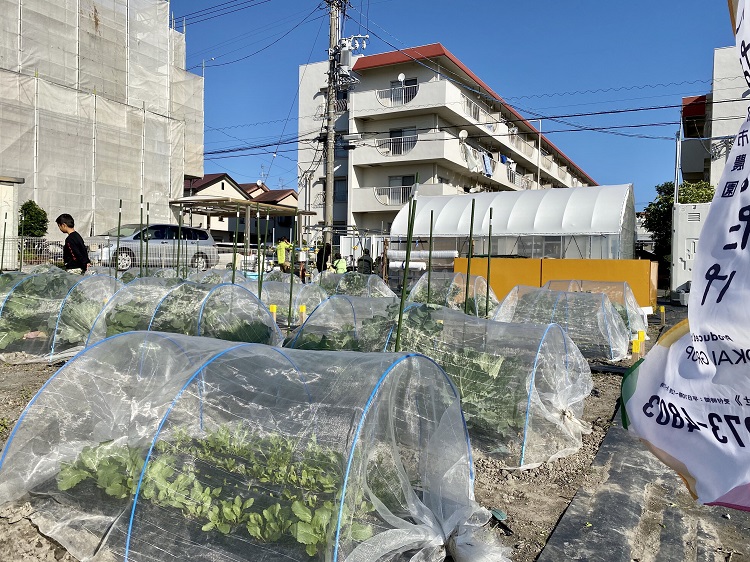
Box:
(390, 184, 636, 260)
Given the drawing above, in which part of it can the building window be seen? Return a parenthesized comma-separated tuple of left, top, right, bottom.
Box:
(390, 78, 417, 105)
(437, 176, 449, 184)
(388, 175, 416, 187)
(389, 127, 417, 155)
(334, 178, 347, 202)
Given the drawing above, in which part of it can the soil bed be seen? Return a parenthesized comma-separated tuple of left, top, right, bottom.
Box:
(0, 316, 662, 560)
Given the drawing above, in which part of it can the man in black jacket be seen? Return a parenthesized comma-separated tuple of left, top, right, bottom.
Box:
(56, 214, 90, 274)
(357, 248, 373, 274)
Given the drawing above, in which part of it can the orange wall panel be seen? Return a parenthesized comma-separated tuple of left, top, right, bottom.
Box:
(454, 258, 542, 301)
(541, 259, 655, 307)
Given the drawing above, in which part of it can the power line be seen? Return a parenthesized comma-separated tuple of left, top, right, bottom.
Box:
(176, 0, 272, 27)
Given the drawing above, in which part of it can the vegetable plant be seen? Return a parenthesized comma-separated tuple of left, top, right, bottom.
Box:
(57, 426, 373, 558)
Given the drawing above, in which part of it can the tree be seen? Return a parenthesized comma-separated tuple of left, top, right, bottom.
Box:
(642, 180, 714, 262)
(18, 200, 48, 237)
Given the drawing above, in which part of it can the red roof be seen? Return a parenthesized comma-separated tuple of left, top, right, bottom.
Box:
(682, 95, 707, 119)
(252, 189, 298, 206)
(184, 173, 228, 193)
(239, 181, 270, 195)
(353, 43, 597, 186)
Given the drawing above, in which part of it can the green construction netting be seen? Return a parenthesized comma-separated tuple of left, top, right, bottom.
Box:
(286, 295, 592, 468)
(0, 332, 509, 561)
(493, 285, 630, 362)
(407, 272, 499, 318)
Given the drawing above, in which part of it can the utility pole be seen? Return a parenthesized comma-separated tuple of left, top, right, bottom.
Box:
(323, 0, 343, 247)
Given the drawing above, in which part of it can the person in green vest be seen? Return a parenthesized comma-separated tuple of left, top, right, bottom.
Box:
(276, 237, 293, 272)
(331, 252, 347, 273)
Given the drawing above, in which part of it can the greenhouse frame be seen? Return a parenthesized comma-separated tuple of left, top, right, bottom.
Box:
(390, 184, 636, 260)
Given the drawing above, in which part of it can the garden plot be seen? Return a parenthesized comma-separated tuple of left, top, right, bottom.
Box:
(260, 281, 328, 327)
(0, 271, 122, 362)
(0, 332, 509, 562)
(543, 279, 647, 336)
(408, 271, 500, 318)
(494, 286, 630, 362)
(188, 267, 255, 284)
(89, 279, 281, 345)
(286, 296, 593, 468)
(312, 272, 396, 298)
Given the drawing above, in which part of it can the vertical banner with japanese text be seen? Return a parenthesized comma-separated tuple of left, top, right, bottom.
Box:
(622, 0, 750, 510)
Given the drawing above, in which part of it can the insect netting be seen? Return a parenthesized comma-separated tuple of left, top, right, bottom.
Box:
(407, 272, 499, 318)
(0, 271, 120, 363)
(286, 296, 593, 468)
(543, 279, 647, 336)
(88, 277, 186, 344)
(0, 332, 510, 562)
(147, 282, 282, 345)
(260, 282, 329, 327)
(313, 272, 396, 298)
(265, 270, 303, 284)
(188, 268, 254, 284)
(493, 286, 630, 362)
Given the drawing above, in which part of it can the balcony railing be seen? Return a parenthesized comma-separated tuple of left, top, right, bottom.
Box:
(374, 135, 418, 156)
(376, 84, 419, 107)
(541, 154, 553, 170)
(461, 93, 497, 132)
(509, 132, 535, 158)
(373, 185, 414, 206)
(508, 168, 532, 190)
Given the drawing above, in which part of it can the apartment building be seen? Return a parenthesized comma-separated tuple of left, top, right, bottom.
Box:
(297, 43, 596, 243)
(681, 46, 746, 185)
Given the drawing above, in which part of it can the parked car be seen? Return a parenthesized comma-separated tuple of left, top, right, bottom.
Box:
(91, 224, 219, 271)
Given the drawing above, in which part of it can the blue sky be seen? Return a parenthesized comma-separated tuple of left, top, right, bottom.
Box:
(174, 0, 735, 210)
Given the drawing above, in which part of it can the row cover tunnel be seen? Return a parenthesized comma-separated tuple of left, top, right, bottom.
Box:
(286, 295, 593, 468)
(0, 332, 508, 561)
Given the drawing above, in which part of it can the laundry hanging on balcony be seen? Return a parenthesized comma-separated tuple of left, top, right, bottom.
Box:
(482, 153, 493, 177)
(463, 144, 480, 173)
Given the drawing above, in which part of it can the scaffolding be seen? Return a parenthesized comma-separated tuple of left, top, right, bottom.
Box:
(0, 0, 203, 269)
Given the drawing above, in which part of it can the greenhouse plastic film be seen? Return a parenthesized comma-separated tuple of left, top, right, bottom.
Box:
(0, 332, 510, 561)
(287, 296, 593, 467)
(494, 286, 630, 362)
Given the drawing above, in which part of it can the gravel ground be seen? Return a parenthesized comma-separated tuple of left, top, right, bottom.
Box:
(0, 305, 678, 561)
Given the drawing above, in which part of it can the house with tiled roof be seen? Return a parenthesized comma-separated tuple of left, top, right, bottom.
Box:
(183, 174, 297, 243)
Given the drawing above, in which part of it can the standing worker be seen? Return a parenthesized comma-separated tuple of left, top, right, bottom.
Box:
(316, 242, 331, 274)
(357, 248, 373, 274)
(56, 214, 90, 274)
(331, 252, 347, 273)
(275, 237, 293, 272)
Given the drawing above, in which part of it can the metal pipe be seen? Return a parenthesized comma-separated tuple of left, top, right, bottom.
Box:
(114, 200, 122, 280)
(144, 202, 150, 276)
(176, 204, 183, 276)
(464, 198, 476, 315)
(1, 212, 6, 271)
(485, 206, 493, 316)
(394, 199, 417, 352)
(427, 209, 434, 304)
(287, 214, 297, 331)
(139, 194, 143, 277)
(232, 205, 240, 284)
